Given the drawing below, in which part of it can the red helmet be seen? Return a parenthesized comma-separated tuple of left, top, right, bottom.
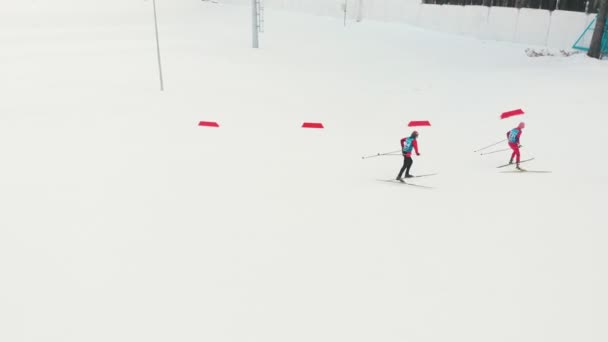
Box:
(517, 122, 526, 129)
(411, 130, 419, 137)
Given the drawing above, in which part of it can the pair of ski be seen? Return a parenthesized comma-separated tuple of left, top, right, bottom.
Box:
(496, 158, 552, 173)
(377, 173, 437, 189)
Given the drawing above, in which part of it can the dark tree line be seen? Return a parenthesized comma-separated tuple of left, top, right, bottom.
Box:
(422, 0, 603, 12)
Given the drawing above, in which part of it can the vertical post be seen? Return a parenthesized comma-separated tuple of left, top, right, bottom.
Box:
(588, 0, 608, 58)
(152, 0, 164, 91)
(344, 0, 348, 26)
(544, 9, 553, 46)
(252, 0, 259, 48)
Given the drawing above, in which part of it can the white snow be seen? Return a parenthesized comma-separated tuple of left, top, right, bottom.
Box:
(0, 1, 606, 341)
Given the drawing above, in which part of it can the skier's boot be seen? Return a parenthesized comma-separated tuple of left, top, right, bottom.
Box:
(404, 174, 414, 178)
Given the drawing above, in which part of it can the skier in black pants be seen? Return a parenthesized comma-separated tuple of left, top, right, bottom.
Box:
(396, 131, 420, 181)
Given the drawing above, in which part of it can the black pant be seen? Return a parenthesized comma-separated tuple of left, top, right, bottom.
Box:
(397, 155, 413, 178)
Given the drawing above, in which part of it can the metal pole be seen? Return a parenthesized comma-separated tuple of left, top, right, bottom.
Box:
(252, 0, 259, 48)
(152, 0, 165, 91)
(472, 139, 507, 153)
(361, 150, 402, 159)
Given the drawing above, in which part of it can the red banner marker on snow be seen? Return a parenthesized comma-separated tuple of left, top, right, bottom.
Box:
(408, 120, 431, 127)
(199, 121, 220, 127)
(500, 109, 525, 119)
(302, 122, 324, 129)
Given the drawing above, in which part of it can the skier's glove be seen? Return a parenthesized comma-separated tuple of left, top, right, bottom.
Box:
(416, 153, 421, 156)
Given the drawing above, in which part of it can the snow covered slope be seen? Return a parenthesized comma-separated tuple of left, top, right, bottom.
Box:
(0, 1, 606, 341)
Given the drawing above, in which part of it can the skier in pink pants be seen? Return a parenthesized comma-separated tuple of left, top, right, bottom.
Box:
(507, 122, 525, 169)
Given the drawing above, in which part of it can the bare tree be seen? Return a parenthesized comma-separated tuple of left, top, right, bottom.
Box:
(587, 0, 607, 58)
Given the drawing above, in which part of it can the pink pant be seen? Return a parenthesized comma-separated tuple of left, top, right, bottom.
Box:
(509, 142, 520, 163)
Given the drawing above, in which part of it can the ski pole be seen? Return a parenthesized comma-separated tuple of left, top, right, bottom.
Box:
(480, 145, 523, 156)
(473, 139, 506, 153)
(480, 148, 510, 155)
(361, 150, 401, 159)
